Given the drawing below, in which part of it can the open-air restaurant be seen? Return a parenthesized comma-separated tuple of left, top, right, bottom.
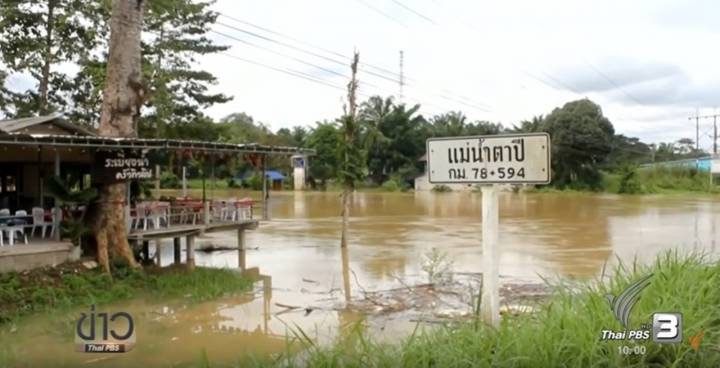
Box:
(0, 114, 312, 272)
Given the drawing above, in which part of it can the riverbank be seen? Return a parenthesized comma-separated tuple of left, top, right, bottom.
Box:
(174, 166, 718, 196)
(0, 262, 253, 324)
(205, 252, 719, 367)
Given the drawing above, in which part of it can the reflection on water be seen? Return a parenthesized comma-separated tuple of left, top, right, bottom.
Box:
(3, 191, 720, 366)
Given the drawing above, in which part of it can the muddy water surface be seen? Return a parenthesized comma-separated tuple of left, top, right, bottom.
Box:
(2, 191, 719, 366)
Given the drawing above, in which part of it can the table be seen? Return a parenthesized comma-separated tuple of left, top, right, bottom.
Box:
(0, 217, 30, 246)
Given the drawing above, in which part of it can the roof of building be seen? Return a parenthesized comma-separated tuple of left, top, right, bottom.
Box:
(239, 170, 286, 180)
(0, 113, 97, 136)
(0, 132, 314, 156)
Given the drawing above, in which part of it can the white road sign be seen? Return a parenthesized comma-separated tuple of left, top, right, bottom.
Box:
(426, 133, 551, 184)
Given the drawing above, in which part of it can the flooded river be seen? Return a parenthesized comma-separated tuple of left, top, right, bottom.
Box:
(2, 191, 720, 366)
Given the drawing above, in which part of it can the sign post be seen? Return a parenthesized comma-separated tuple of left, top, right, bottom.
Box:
(426, 133, 551, 327)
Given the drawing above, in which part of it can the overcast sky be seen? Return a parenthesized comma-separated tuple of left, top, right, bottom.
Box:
(196, 0, 720, 147)
(6, 0, 720, 147)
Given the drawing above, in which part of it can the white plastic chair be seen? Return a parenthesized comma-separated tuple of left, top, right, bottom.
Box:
(31, 207, 51, 238)
(224, 202, 238, 221)
(134, 202, 150, 230)
(2, 210, 28, 245)
(0, 208, 9, 217)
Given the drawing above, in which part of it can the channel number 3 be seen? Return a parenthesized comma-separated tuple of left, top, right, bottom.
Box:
(652, 313, 682, 343)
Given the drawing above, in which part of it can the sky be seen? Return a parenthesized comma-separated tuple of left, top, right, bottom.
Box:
(6, 0, 720, 147)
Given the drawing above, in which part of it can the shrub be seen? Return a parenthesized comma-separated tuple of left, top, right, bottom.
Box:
(160, 171, 180, 189)
(432, 184, 452, 193)
(381, 178, 402, 192)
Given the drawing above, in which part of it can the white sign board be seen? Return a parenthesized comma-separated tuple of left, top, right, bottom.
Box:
(426, 133, 551, 184)
(712, 157, 720, 174)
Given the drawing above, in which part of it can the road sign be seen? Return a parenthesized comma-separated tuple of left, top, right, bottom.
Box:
(426, 133, 551, 184)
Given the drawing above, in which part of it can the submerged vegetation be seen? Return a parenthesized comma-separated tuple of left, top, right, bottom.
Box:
(196, 251, 719, 367)
(0, 263, 252, 324)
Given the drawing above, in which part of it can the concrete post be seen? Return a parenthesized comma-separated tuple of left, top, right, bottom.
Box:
(262, 155, 269, 220)
(186, 235, 195, 268)
(53, 150, 61, 241)
(203, 201, 210, 225)
(182, 166, 187, 198)
(481, 185, 499, 328)
(155, 165, 160, 194)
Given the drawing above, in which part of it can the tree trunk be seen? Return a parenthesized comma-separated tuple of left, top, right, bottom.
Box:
(95, 0, 146, 273)
(340, 52, 359, 248)
(38, 0, 56, 114)
(340, 188, 350, 248)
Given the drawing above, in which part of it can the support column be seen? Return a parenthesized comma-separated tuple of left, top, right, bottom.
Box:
(142, 240, 149, 262)
(203, 201, 210, 226)
(182, 166, 187, 198)
(155, 165, 160, 194)
(262, 155, 269, 220)
(237, 229, 246, 269)
(173, 237, 181, 264)
(155, 240, 162, 266)
(186, 235, 195, 268)
(53, 149, 61, 241)
(125, 181, 132, 232)
(481, 186, 499, 328)
(39, 146, 44, 208)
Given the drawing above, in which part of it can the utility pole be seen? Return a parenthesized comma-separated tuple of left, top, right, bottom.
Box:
(398, 50, 404, 103)
(688, 110, 720, 155)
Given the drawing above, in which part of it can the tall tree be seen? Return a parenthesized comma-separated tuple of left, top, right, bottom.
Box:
(140, 0, 232, 138)
(305, 122, 341, 188)
(0, 0, 106, 116)
(543, 99, 614, 189)
(66, 0, 231, 132)
(93, 0, 145, 273)
(339, 52, 363, 248)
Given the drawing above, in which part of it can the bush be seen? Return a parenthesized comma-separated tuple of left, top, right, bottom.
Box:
(432, 185, 452, 193)
(617, 166, 652, 194)
(381, 178, 402, 192)
(160, 171, 180, 189)
(244, 173, 263, 190)
(227, 178, 239, 188)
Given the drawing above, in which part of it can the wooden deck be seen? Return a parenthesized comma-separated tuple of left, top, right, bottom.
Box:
(0, 240, 74, 272)
(127, 220, 259, 268)
(127, 220, 259, 240)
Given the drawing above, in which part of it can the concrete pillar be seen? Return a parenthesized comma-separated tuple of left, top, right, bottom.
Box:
(481, 186, 499, 328)
(155, 240, 162, 265)
(155, 165, 160, 194)
(291, 154, 307, 191)
(53, 149, 60, 241)
(262, 155, 269, 220)
(186, 235, 195, 268)
(182, 166, 187, 198)
(203, 201, 210, 225)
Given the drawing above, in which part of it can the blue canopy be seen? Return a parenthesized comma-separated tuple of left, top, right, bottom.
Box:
(238, 170, 286, 181)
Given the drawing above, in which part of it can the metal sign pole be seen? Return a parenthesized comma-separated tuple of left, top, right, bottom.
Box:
(481, 185, 500, 328)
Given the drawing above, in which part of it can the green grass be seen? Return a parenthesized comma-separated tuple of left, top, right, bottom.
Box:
(204, 251, 720, 367)
(0, 265, 253, 324)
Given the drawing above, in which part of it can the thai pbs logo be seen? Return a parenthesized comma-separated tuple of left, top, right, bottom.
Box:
(601, 273, 682, 344)
(75, 305, 136, 353)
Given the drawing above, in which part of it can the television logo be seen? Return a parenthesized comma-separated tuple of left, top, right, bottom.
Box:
(75, 305, 135, 353)
(601, 274, 682, 344)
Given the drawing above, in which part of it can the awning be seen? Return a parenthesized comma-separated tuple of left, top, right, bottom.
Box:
(0, 132, 315, 156)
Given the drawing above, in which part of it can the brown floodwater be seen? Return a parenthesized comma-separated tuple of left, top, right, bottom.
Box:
(2, 191, 719, 366)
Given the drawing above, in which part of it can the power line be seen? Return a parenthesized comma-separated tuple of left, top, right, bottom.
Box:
(353, 0, 408, 28)
(388, 0, 438, 25)
(216, 12, 492, 110)
(584, 60, 645, 106)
